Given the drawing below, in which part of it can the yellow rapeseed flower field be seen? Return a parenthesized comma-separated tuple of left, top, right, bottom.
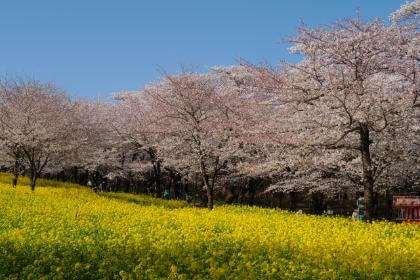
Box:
(0, 173, 419, 279)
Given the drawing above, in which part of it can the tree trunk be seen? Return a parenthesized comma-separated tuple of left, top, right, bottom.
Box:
(167, 170, 181, 199)
(360, 124, 374, 222)
(199, 158, 214, 210)
(201, 171, 213, 210)
(12, 173, 18, 188)
(29, 166, 38, 191)
(30, 175, 37, 191)
(223, 184, 234, 204)
(152, 160, 162, 198)
(238, 187, 244, 205)
(248, 180, 257, 206)
(205, 181, 214, 210)
(311, 192, 324, 215)
(290, 191, 297, 211)
(385, 189, 393, 220)
(12, 158, 21, 187)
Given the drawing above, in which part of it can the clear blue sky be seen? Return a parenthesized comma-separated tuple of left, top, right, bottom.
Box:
(0, 1, 405, 100)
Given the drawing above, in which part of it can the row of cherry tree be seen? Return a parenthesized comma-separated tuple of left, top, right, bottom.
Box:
(0, 1, 418, 220)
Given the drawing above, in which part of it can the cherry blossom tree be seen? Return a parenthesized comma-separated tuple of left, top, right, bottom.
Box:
(210, 65, 291, 203)
(65, 101, 134, 191)
(139, 72, 258, 209)
(391, 0, 419, 26)
(245, 18, 419, 221)
(0, 142, 24, 187)
(109, 92, 165, 196)
(0, 78, 80, 190)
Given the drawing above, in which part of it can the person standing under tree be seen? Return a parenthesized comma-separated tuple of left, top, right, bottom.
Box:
(163, 189, 170, 200)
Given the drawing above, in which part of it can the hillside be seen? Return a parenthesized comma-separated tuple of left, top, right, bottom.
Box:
(0, 174, 419, 279)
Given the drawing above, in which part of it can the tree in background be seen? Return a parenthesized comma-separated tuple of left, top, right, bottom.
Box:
(0, 78, 80, 190)
(245, 17, 419, 221)
(109, 92, 166, 196)
(141, 72, 260, 209)
(391, 0, 419, 26)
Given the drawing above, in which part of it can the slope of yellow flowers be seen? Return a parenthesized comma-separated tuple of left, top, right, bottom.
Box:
(0, 174, 419, 279)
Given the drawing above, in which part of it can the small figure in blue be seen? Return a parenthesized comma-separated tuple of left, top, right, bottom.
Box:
(356, 193, 365, 221)
(163, 189, 170, 200)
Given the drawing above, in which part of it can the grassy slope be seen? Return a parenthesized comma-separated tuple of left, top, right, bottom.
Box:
(0, 173, 419, 279)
